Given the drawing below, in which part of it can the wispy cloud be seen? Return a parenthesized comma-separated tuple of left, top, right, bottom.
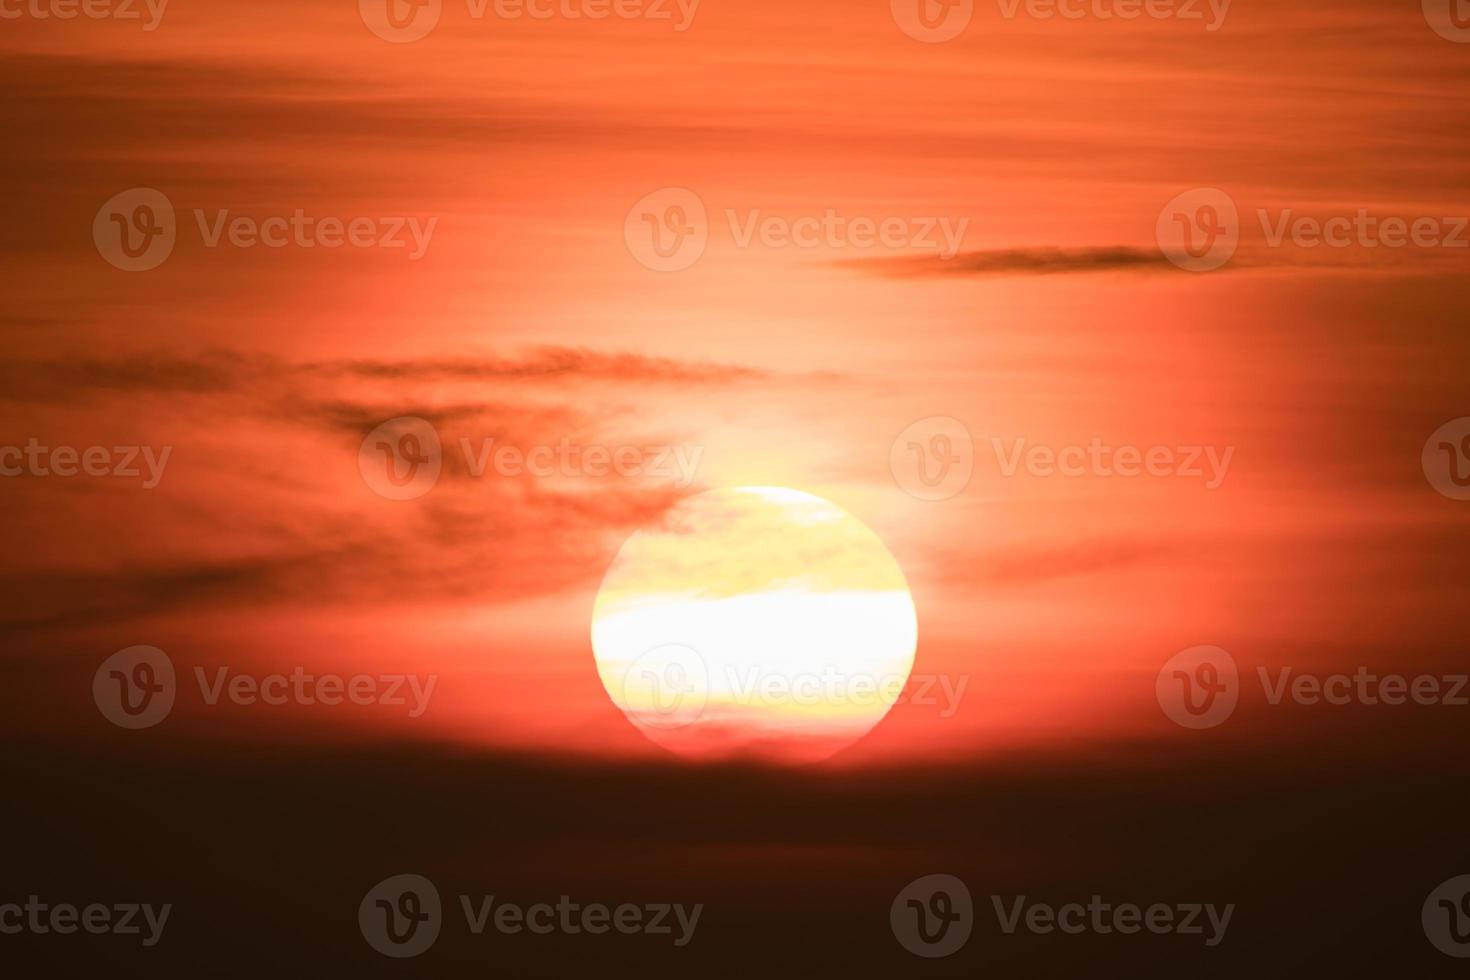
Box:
(840, 246, 1175, 278)
(0, 348, 771, 406)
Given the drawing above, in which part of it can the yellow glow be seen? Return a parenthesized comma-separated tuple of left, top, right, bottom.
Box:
(592, 487, 917, 762)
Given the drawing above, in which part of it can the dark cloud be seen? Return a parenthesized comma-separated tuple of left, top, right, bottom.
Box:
(0, 346, 762, 635)
(840, 246, 1175, 278)
(0, 347, 771, 406)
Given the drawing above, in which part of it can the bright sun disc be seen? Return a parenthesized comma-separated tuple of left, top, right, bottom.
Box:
(591, 487, 918, 763)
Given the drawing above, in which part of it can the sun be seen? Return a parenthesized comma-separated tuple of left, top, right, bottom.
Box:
(591, 487, 918, 763)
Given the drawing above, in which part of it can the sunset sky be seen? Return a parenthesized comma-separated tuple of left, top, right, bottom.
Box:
(4, 0, 1469, 770)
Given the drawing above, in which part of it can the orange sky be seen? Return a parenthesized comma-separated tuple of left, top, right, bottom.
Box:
(3, 0, 1469, 764)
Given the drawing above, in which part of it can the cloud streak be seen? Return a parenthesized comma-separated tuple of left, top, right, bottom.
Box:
(840, 246, 1176, 278)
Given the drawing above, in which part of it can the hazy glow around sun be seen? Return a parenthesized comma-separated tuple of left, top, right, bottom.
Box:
(592, 487, 918, 762)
